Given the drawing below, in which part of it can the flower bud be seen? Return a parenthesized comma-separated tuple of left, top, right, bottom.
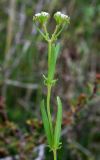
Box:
(33, 11, 50, 24)
(54, 12, 70, 24)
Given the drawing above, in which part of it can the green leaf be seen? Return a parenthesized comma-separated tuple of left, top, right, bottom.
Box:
(48, 44, 60, 81)
(40, 100, 52, 147)
(48, 44, 55, 81)
(55, 43, 60, 62)
(54, 96, 62, 149)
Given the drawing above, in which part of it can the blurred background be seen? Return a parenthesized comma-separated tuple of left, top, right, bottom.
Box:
(0, 0, 100, 159)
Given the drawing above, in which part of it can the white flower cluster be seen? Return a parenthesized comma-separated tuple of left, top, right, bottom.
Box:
(54, 11, 70, 24)
(33, 11, 50, 24)
(55, 12, 69, 19)
(35, 12, 49, 18)
(34, 13, 41, 17)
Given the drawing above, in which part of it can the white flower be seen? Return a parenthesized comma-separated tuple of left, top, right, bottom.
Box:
(41, 12, 49, 16)
(35, 13, 41, 17)
(54, 11, 70, 24)
(33, 11, 50, 24)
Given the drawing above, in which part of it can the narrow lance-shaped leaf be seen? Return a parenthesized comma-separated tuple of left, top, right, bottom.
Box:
(48, 44, 60, 81)
(55, 43, 60, 62)
(48, 44, 55, 81)
(54, 96, 62, 149)
(40, 100, 52, 147)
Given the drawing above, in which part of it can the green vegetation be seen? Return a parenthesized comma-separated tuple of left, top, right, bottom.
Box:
(0, 0, 100, 160)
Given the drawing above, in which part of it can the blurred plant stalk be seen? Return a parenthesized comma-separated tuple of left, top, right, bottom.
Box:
(5, 0, 16, 56)
(1, 0, 16, 96)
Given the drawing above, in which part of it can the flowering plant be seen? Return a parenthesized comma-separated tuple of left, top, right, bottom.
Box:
(33, 11, 70, 160)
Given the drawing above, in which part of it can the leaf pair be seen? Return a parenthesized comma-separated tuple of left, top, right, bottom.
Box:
(48, 44, 60, 82)
(40, 97, 62, 150)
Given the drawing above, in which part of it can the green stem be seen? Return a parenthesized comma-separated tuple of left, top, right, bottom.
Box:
(47, 84, 52, 131)
(35, 25, 48, 40)
(43, 24, 49, 39)
(48, 40, 52, 67)
(46, 40, 53, 136)
(55, 24, 66, 38)
(51, 24, 60, 42)
(53, 150, 57, 160)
